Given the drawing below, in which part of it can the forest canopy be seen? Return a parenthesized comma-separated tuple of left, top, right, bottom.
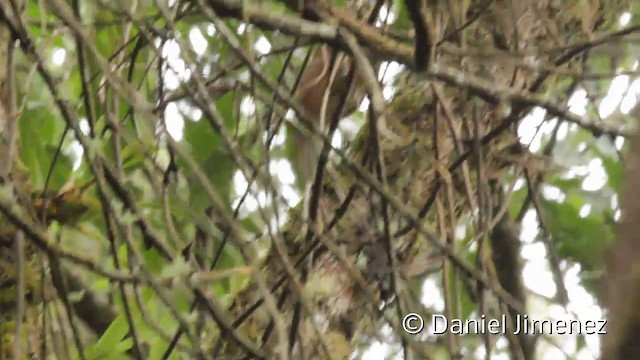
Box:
(0, 0, 639, 359)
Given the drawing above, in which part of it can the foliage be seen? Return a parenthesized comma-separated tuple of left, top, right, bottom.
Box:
(0, 0, 637, 359)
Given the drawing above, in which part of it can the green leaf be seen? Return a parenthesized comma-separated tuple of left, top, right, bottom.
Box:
(601, 154, 623, 192)
(112, 339, 134, 355)
(19, 105, 69, 190)
(547, 175, 584, 194)
(182, 116, 220, 164)
(143, 246, 167, 274)
(216, 92, 237, 131)
(86, 313, 129, 360)
(160, 257, 192, 279)
(43, 144, 74, 191)
(180, 94, 237, 213)
(68, 289, 86, 303)
(540, 198, 614, 272)
(507, 187, 528, 219)
(394, 0, 413, 33)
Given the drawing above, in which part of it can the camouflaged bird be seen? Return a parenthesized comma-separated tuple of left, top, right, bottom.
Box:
(217, 0, 629, 358)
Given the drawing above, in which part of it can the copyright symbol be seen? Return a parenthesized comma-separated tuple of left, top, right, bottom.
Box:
(402, 313, 424, 334)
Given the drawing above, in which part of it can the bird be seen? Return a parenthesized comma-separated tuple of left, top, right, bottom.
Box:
(288, 45, 368, 190)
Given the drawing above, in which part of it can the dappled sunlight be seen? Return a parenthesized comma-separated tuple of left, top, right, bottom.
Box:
(165, 102, 185, 140)
(188, 28, 208, 56)
(599, 75, 630, 118)
(3, 1, 637, 359)
(51, 48, 66, 66)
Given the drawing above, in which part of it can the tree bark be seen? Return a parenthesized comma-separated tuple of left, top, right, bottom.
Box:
(602, 107, 640, 360)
